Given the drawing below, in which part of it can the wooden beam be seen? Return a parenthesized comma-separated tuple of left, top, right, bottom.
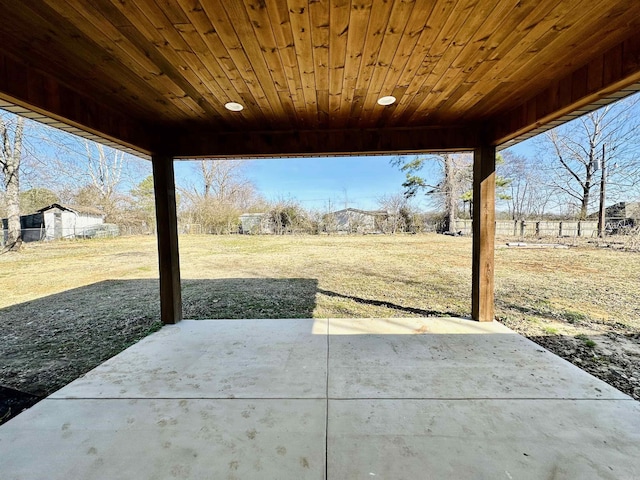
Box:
(472, 145, 496, 322)
(152, 154, 182, 325)
(165, 125, 481, 158)
(0, 52, 154, 157)
(492, 32, 640, 145)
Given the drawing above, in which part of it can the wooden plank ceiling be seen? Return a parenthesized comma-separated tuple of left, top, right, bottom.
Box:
(1, 0, 640, 157)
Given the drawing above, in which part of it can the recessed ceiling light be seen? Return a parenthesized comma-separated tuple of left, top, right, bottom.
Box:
(377, 95, 396, 106)
(225, 102, 244, 112)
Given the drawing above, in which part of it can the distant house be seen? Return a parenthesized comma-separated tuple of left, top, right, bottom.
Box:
(604, 201, 640, 232)
(39, 204, 105, 240)
(2, 204, 106, 243)
(239, 213, 274, 234)
(330, 208, 388, 234)
(606, 201, 640, 222)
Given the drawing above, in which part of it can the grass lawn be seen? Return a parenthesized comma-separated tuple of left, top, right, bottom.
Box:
(1, 233, 639, 401)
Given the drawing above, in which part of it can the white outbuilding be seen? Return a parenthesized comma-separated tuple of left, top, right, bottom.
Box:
(37, 204, 105, 240)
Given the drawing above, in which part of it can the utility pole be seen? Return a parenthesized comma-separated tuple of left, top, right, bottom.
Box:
(597, 144, 606, 238)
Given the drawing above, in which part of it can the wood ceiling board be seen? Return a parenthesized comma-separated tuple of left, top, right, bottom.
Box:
(460, 0, 640, 121)
(218, 0, 293, 128)
(0, 53, 154, 157)
(346, 0, 394, 127)
(101, 0, 220, 119)
(309, 0, 331, 107)
(261, 1, 307, 126)
(394, 0, 484, 125)
(170, 24, 240, 124)
(437, 0, 552, 118)
(432, 0, 578, 121)
(287, 0, 320, 128)
(328, 0, 351, 128)
(361, 0, 427, 128)
(492, 33, 640, 145)
(68, 0, 210, 120)
(406, 0, 510, 123)
(137, 1, 239, 116)
(384, 0, 466, 125)
(42, 0, 203, 122)
(2, 0, 640, 157)
(352, 0, 394, 93)
(0, 2, 170, 123)
(242, 2, 292, 96)
(197, 0, 281, 125)
(335, 0, 373, 129)
(172, 1, 272, 127)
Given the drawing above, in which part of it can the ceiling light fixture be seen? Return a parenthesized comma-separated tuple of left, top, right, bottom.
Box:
(377, 95, 396, 106)
(225, 102, 244, 112)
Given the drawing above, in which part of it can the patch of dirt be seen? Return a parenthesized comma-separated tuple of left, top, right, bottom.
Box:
(498, 315, 640, 401)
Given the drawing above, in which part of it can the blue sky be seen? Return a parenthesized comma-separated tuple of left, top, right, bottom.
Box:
(9, 92, 639, 213)
(175, 155, 434, 211)
(8, 106, 539, 212)
(173, 138, 538, 211)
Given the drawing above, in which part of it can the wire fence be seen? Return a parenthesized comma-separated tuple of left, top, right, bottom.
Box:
(1, 224, 120, 246)
(2, 218, 638, 247)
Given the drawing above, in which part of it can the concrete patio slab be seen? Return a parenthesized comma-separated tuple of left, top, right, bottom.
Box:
(1, 398, 326, 480)
(328, 317, 627, 399)
(328, 398, 640, 479)
(2, 317, 639, 479)
(51, 319, 328, 399)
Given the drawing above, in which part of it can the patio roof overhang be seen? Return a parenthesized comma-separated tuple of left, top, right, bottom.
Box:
(2, 1, 640, 323)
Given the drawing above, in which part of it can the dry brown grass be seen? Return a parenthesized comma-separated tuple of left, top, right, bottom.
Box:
(2, 233, 639, 325)
(1, 233, 639, 400)
(495, 243, 640, 329)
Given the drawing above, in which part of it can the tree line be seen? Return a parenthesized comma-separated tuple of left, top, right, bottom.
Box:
(2, 94, 640, 249)
(392, 95, 640, 233)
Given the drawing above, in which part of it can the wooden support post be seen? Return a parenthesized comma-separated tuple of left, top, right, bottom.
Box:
(472, 145, 496, 322)
(152, 154, 182, 324)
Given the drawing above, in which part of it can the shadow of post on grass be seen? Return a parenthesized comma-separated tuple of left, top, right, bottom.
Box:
(317, 288, 460, 317)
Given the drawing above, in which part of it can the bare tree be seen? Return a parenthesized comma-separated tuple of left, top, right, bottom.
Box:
(196, 159, 257, 207)
(321, 199, 338, 234)
(378, 193, 414, 233)
(391, 154, 471, 233)
(269, 200, 309, 235)
(86, 143, 124, 203)
(1, 114, 25, 251)
(57, 142, 127, 222)
(499, 151, 553, 220)
(180, 159, 263, 234)
(540, 96, 640, 220)
(33, 128, 149, 219)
